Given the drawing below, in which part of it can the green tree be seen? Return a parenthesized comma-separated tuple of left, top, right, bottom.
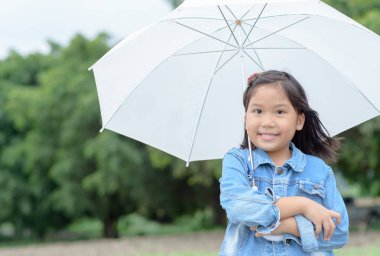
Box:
(0, 31, 224, 239)
(21, 33, 148, 238)
(140, 148, 225, 225)
(81, 132, 143, 237)
(0, 51, 68, 238)
(0, 51, 54, 87)
(1, 33, 149, 238)
(336, 118, 380, 195)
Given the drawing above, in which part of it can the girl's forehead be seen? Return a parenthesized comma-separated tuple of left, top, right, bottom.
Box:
(248, 83, 297, 109)
(250, 83, 287, 99)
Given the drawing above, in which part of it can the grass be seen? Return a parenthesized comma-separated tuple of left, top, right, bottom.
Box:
(142, 245, 380, 256)
(0, 210, 219, 246)
(335, 243, 380, 256)
(2, 216, 380, 255)
(143, 253, 216, 256)
(143, 245, 380, 256)
(118, 211, 218, 237)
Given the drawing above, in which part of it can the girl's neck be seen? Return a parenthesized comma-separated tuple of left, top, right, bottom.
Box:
(268, 149, 292, 166)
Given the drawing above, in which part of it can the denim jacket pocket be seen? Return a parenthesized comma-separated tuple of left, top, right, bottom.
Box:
(298, 180, 326, 203)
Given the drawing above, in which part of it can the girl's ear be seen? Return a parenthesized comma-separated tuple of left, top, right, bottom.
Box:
(296, 113, 305, 131)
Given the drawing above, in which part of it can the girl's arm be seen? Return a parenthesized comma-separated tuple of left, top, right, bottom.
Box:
(275, 196, 341, 240)
(307, 171, 349, 251)
(253, 197, 341, 240)
(220, 151, 281, 232)
(257, 171, 349, 252)
(253, 217, 300, 237)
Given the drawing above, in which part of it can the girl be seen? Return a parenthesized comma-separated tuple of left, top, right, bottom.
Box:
(219, 70, 349, 255)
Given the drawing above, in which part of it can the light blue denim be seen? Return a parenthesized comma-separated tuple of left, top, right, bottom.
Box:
(219, 143, 349, 255)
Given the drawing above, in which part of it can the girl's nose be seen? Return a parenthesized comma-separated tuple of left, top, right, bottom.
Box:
(261, 114, 275, 127)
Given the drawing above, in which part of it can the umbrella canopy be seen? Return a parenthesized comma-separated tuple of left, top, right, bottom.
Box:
(90, 0, 380, 165)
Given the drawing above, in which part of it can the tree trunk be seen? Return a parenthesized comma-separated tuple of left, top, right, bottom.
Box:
(102, 216, 119, 238)
(209, 179, 227, 226)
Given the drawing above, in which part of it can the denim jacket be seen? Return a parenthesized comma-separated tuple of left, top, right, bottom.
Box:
(219, 143, 349, 256)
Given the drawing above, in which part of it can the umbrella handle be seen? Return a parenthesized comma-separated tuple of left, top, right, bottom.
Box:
(247, 136, 257, 188)
(248, 137, 284, 241)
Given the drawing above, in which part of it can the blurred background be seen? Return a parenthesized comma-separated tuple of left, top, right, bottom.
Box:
(0, 0, 380, 255)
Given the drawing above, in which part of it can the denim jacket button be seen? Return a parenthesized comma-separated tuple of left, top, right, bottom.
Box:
(314, 184, 320, 189)
(276, 167, 283, 175)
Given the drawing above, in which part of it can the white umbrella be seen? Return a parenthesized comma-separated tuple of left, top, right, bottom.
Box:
(90, 0, 380, 165)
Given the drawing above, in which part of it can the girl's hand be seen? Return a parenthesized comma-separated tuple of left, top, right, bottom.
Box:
(303, 200, 342, 240)
(249, 226, 266, 236)
(250, 217, 300, 237)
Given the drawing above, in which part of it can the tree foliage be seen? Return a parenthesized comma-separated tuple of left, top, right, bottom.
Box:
(0, 32, 221, 239)
(0, 33, 148, 238)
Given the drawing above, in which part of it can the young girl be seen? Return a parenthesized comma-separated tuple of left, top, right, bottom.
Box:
(219, 70, 349, 255)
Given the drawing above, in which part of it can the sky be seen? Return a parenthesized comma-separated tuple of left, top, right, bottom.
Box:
(0, 0, 172, 59)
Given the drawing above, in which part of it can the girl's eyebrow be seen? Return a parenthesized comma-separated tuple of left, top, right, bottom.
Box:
(249, 103, 290, 108)
(249, 103, 262, 107)
(274, 104, 290, 108)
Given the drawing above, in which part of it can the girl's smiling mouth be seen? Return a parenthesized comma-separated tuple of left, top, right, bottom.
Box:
(258, 132, 279, 141)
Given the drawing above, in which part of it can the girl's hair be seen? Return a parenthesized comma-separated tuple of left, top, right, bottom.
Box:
(241, 70, 341, 163)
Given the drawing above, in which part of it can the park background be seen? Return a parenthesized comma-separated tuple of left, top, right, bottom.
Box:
(0, 0, 380, 255)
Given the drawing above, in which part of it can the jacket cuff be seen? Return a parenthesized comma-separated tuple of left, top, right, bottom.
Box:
(283, 233, 302, 246)
(256, 204, 281, 234)
(295, 214, 319, 252)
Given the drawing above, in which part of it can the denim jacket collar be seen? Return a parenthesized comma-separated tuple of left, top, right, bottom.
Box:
(251, 142, 306, 172)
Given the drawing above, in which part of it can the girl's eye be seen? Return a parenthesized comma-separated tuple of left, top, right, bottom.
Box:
(276, 110, 286, 116)
(252, 109, 262, 114)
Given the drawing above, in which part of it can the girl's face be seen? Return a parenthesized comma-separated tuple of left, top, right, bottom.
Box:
(245, 83, 305, 165)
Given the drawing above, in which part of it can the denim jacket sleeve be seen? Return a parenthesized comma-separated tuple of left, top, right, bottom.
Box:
(274, 215, 317, 251)
(294, 215, 320, 251)
(294, 170, 349, 252)
(219, 150, 281, 233)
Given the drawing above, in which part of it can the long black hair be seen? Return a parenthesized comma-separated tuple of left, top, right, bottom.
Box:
(241, 70, 341, 163)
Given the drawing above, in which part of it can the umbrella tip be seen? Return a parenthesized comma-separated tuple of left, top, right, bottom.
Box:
(99, 127, 105, 133)
(186, 161, 190, 167)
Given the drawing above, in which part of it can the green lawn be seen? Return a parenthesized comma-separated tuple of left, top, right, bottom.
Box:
(335, 244, 380, 256)
(143, 254, 215, 256)
(144, 243, 380, 256)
